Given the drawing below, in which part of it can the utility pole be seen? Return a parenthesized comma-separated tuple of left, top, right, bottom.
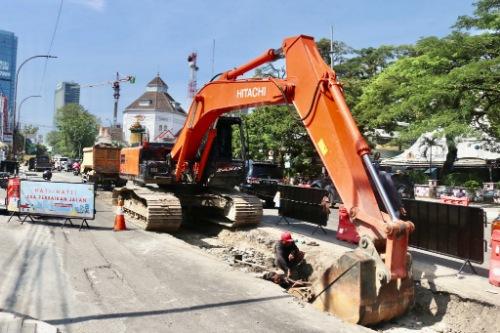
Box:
(81, 73, 135, 128)
(330, 25, 334, 69)
(112, 72, 120, 127)
(211, 39, 216, 77)
(187, 53, 199, 99)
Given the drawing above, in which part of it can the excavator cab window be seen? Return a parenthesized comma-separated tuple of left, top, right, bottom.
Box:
(140, 143, 173, 162)
(213, 117, 244, 162)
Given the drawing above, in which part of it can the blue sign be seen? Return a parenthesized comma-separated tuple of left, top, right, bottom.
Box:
(19, 180, 95, 219)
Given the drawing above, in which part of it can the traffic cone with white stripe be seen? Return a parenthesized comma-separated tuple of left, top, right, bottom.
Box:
(114, 199, 127, 231)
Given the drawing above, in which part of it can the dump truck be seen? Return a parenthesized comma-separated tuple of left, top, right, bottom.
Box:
(34, 155, 52, 172)
(81, 145, 126, 187)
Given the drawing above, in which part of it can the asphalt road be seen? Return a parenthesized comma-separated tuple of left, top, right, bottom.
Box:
(0, 171, 370, 333)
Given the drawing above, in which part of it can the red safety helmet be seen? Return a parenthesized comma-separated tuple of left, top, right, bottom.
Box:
(281, 232, 293, 243)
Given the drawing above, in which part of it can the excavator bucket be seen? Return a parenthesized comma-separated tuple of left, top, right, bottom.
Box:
(312, 249, 414, 325)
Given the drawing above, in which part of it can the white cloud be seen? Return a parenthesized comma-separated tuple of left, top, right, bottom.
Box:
(70, 0, 105, 11)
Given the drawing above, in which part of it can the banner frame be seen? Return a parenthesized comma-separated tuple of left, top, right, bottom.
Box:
(18, 179, 96, 220)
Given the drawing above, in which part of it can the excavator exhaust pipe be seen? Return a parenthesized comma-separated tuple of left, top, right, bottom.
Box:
(312, 250, 414, 325)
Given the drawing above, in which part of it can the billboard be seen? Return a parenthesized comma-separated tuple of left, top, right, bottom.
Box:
(19, 180, 95, 219)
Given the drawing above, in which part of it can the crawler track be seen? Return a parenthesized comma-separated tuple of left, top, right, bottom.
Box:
(113, 186, 182, 232)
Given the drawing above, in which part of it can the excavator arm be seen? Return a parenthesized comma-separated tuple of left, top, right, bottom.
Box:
(171, 35, 414, 324)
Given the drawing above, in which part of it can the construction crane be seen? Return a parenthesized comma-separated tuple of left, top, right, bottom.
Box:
(81, 72, 135, 126)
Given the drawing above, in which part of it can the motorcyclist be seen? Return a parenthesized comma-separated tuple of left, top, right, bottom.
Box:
(72, 161, 81, 175)
(42, 169, 52, 181)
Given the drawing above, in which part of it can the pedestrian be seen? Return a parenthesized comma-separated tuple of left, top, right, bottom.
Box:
(275, 232, 304, 277)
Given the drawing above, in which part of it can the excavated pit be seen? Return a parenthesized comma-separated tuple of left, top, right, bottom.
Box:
(174, 223, 500, 333)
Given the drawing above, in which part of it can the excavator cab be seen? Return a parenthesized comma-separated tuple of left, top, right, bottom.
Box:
(203, 116, 248, 189)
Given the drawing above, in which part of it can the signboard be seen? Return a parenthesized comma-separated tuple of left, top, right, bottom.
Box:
(3, 134, 12, 143)
(19, 180, 95, 219)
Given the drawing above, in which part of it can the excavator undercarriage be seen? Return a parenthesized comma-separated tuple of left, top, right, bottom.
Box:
(113, 185, 262, 231)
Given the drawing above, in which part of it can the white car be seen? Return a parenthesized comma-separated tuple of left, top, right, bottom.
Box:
(55, 157, 69, 171)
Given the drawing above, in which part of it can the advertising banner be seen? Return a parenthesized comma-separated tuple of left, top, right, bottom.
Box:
(19, 180, 95, 219)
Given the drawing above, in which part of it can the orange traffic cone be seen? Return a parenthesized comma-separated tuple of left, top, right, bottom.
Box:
(114, 199, 127, 231)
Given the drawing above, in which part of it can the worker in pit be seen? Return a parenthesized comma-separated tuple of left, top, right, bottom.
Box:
(275, 232, 305, 278)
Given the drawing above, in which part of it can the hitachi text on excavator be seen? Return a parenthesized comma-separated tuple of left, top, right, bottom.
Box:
(114, 35, 415, 325)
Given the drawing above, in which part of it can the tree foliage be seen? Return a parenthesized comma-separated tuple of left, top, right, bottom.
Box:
(354, 0, 500, 142)
(237, 106, 322, 177)
(241, 0, 499, 180)
(47, 104, 99, 158)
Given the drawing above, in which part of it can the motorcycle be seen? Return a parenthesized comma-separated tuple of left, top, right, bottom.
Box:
(72, 162, 81, 176)
(43, 169, 52, 181)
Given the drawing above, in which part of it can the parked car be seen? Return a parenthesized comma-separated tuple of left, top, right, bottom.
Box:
(64, 159, 75, 172)
(240, 161, 284, 207)
(55, 157, 69, 171)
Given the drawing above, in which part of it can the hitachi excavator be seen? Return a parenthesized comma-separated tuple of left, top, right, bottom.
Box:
(114, 35, 414, 325)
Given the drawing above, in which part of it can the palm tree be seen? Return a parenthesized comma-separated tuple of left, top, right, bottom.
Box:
(419, 135, 445, 180)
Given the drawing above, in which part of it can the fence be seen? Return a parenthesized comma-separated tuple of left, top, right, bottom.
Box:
(403, 199, 485, 264)
(278, 185, 329, 230)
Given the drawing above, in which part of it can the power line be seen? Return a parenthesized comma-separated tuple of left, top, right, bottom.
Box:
(39, 0, 64, 93)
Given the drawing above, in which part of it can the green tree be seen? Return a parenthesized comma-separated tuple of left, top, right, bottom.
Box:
(315, 38, 353, 66)
(22, 125, 39, 154)
(48, 104, 99, 157)
(354, 0, 499, 176)
(236, 106, 322, 177)
(418, 135, 446, 180)
(454, 0, 499, 31)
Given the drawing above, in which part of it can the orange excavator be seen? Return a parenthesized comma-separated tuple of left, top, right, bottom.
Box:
(116, 35, 414, 325)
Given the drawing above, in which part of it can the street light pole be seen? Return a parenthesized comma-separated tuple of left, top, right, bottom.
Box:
(18, 95, 41, 128)
(18, 95, 41, 153)
(12, 54, 57, 157)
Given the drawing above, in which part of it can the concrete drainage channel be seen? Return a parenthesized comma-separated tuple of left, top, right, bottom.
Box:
(174, 223, 500, 333)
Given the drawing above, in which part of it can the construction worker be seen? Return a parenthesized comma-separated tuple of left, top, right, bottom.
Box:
(275, 232, 304, 277)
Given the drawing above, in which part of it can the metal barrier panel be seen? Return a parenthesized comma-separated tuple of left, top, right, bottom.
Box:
(403, 199, 485, 263)
(278, 185, 328, 226)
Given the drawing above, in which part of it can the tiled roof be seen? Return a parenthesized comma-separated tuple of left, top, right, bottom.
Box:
(124, 76, 185, 115)
(147, 76, 167, 87)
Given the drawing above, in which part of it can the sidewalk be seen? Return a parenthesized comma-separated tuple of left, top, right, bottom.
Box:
(261, 207, 500, 307)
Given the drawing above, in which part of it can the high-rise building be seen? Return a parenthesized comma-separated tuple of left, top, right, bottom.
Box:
(0, 30, 18, 135)
(54, 81, 80, 121)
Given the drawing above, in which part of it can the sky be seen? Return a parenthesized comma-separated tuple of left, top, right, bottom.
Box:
(1, 0, 475, 136)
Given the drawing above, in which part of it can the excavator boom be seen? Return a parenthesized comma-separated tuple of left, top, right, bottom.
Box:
(171, 35, 415, 324)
